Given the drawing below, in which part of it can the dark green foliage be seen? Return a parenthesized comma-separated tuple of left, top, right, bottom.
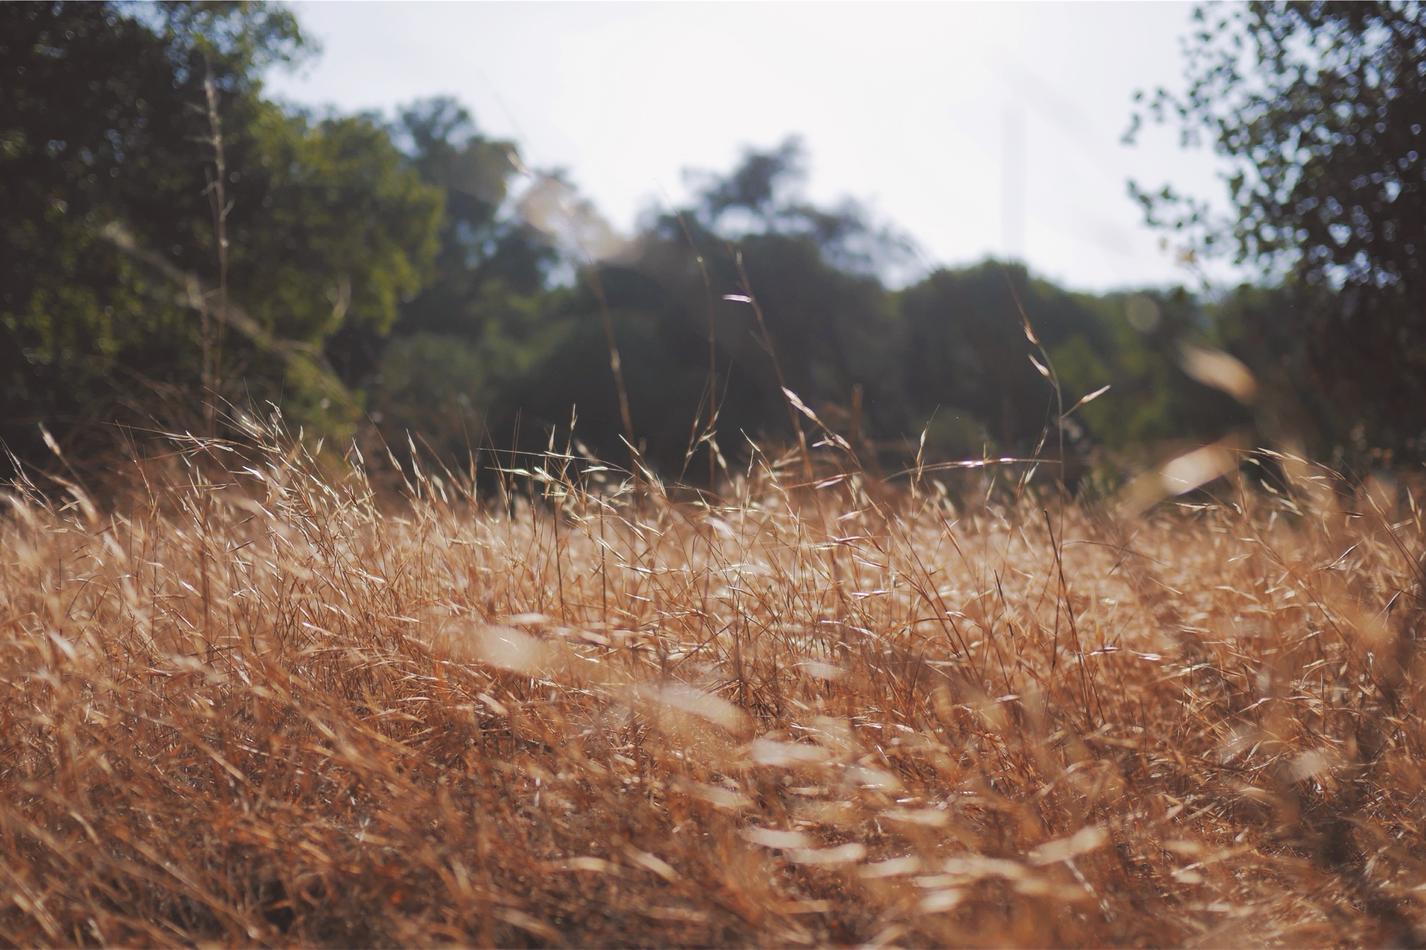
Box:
(1, 1, 440, 461)
(1130, 1, 1426, 460)
(900, 262, 1103, 450)
(485, 139, 917, 476)
(6, 1, 1418, 482)
(355, 98, 560, 461)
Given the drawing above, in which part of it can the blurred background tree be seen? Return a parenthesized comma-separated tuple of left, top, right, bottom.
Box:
(1129, 0, 1426, 462)
(493, 138, 916, 477)
(3, 0, 1422, 485)
(344, 97, 561, 462)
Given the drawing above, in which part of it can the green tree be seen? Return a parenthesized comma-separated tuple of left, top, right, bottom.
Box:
(0, 1, 441, 464)
(360, 97, 560, 461)
(1128, 1, 1426, 457)
(456, 138, 916, 478)
(897, 261, 1114, 454)
(648, 139, 912, 467)
(1061, 289, 1248, 452)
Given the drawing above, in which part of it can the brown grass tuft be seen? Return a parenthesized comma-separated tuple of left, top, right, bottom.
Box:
(3, 424, 1425, 946)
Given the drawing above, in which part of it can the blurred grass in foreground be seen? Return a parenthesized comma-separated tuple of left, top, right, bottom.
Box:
(2, 417, 1424, 946)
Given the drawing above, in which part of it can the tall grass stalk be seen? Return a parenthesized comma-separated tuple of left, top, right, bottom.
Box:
(2, 417, 1424, 945)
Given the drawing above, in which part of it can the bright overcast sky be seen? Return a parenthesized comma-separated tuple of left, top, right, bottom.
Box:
(268, 1, 1235, 292)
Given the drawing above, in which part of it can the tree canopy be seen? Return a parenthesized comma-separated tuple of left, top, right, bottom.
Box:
(4, 0, 1423, 484)
(0, 1, 441, 456)
(1129, 1, 1426, 458)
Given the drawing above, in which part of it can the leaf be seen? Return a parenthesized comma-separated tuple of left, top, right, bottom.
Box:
(1028, 825, 1108, 866)
(782, 386, 818, 421)
(741, 827, 812, 850)
(1180, 344, 1257, 403)
(1066, 384, 1111, 416)
(1018, 307, 1041, 346)
(748, 738, 832, 767)
(788, 843, 866, 865)
(642, 683, 748, 733)
(782, 387, 852, 451)
(1119, 437, 1244, 516)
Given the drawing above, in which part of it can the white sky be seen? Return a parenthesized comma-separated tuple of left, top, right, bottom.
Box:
(267, 1, 1236, 292)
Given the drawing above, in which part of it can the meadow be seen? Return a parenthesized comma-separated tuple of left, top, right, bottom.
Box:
(2, 420, 1424, 946)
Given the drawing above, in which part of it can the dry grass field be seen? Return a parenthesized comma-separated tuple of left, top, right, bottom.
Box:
(2, 421, 1425, 946)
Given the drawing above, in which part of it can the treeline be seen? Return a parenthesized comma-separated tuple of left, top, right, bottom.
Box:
(3, 2, 1422, 483)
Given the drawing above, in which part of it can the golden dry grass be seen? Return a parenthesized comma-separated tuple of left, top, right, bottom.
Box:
(2, 426, 1425, 946)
